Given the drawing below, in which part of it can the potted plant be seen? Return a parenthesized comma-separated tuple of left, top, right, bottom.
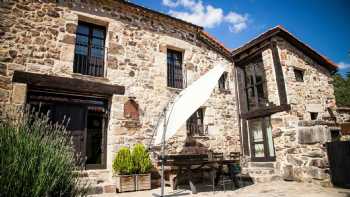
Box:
(112, 144, 152, 192)
(132, 144, 152, 191)
(112, 147, 135, 192)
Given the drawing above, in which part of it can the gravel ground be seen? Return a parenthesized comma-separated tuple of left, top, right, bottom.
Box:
(89, 181, 350, 197)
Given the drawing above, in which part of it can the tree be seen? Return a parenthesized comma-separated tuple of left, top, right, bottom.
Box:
(333, 73, 350, 107)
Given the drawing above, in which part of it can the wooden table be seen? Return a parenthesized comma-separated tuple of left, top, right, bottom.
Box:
(158, 154, 239, 194)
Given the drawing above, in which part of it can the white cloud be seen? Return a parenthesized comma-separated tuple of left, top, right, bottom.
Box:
(338, 62, 350, 70)
(225, 12, 248, 33)
(162, 0, 248, 33)
(169, 4, 223, 28)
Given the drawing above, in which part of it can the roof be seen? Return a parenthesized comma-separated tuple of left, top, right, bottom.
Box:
(117, 0, 232, 59)
(119, 0, 203, 30)
(232, 25, 338, 71)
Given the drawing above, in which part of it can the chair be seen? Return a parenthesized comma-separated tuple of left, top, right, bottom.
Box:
(210, 152, 234, 193)
(228, 152, 250, 189)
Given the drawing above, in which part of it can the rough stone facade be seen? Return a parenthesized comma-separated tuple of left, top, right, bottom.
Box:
(0, 0, 239, 174)
(0, 0, 339, 191)
(269, 37, 335, 185)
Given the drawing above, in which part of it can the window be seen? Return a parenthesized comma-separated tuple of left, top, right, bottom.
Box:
(73, 22, 106, 77)
(167, 49, 183, 89)
(310, 112, 318, 120)
(186, 108, 205, 136)
(218, 72, 229, 91)
(244, 56, 268, 110)
(294, 68, 304, 82)
(248, 117, 275, 162)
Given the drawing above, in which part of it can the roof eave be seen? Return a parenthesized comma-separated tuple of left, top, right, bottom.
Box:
(232, 26, 337, 72)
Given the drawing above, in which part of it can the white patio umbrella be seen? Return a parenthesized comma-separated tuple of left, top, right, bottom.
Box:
(152, 64, 226, 196)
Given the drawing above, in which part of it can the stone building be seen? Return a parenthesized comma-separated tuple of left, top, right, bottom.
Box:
(233, 26, 337, 185)
(0, 0, 338, 193)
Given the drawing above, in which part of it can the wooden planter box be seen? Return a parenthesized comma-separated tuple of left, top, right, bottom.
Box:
(114, 175, 136, 193)
(135, 174, 151, 191)
(114, 174, 151, 193)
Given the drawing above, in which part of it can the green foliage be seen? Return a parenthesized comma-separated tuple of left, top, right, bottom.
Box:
(112, 144, 153, 175)
(112, 147, 134, 175)
(132, 144, 152, 174)
(333, 73, 350, 107)
(0, 106, 87, 197)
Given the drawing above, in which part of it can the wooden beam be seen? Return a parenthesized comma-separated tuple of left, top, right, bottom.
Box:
(12, 71, 125, 96)
(271, 41, 288, 105)
(241, 104, 291, 119)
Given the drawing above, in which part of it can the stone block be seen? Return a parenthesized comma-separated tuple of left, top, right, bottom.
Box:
(297, 125, 331, 144)
(66, 23, 77, 34)
(11, 83, 27, 104)
(103, 184, 117, 193)
(305, 103, 324, 113)
(286, 155, 303, 166)
(61, 34, 75, 45)
(303, 150, 324, 158)
(306, 167, 328, 180)
(309, 158, 327, 169)
(282, 165, 294, 181)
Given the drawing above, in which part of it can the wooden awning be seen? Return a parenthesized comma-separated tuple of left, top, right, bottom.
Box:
(12, 71, 125, 97)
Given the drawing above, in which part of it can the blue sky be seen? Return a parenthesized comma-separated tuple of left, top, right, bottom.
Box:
(132, 0, 350, 76)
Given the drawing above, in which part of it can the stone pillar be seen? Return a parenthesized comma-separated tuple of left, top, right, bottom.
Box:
(11, 83, 27, 105)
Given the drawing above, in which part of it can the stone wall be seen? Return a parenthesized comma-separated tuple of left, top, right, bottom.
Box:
(268, 37, 335, 185)
(0, 1, 240, 172)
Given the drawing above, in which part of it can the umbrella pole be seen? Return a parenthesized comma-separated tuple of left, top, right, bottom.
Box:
(160, 107, 167, 197)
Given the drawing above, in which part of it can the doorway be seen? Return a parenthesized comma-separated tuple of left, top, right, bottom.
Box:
(27, 90, 108, 169)
(248, 117, 275, 162)
(86, 111, 106, 169)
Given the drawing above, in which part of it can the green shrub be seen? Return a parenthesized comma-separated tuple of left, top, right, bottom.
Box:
(0, 106, 87, 197)
(132, 144, 152, 174)
(112, 147, 133, 175)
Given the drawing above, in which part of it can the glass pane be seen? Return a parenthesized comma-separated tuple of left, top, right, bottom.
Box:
(91, 48, 104, 58)
(93, 28, 105, 38)
(256, 83, 267, 107)
(92, 38, 104, 48)
(77, 24, 89, 35)
(76, 35, 89, 46)
(244, 64, 254, 86)
(254, 144, 265, 157)
(250, 119, 263, 143)
(247, 87, 257, 109)
(265, 117, 275, 157)
(254, 61, 265, 83)
(75, 46, 88, 55)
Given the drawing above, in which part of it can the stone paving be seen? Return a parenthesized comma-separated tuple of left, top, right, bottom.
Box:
(89, 181, 350, 197)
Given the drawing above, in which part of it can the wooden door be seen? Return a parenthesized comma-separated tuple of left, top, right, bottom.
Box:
(248, 117, 275, 162)
(53, 104, 87, 166)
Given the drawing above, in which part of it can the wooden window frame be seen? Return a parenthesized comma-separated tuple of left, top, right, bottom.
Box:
(243, 55, 268, 111)
(294, 68, 304, 82)
(73, 21, 106, 77)
(310, 112, 318, 120)
(218, 72, 229, 91)
(248, 117, 276, 162)
(167, 49, 183, 89)
(186, 108, 205, 136)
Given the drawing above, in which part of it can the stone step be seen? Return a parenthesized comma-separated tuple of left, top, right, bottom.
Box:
(78, 170, 116, 195)
(248, 162, 276, 168)
(244, 168, 276, 175)
(80, 177, 106, 185)
(251, 175, 282, 183)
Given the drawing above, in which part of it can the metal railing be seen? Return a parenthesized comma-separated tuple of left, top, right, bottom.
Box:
(73, 53, 105, 77)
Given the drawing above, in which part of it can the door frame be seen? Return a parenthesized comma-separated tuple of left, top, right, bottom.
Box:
(85, 110, 108, 170)
(27, 89, 109, 169)
(248, 117, 276, 162)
